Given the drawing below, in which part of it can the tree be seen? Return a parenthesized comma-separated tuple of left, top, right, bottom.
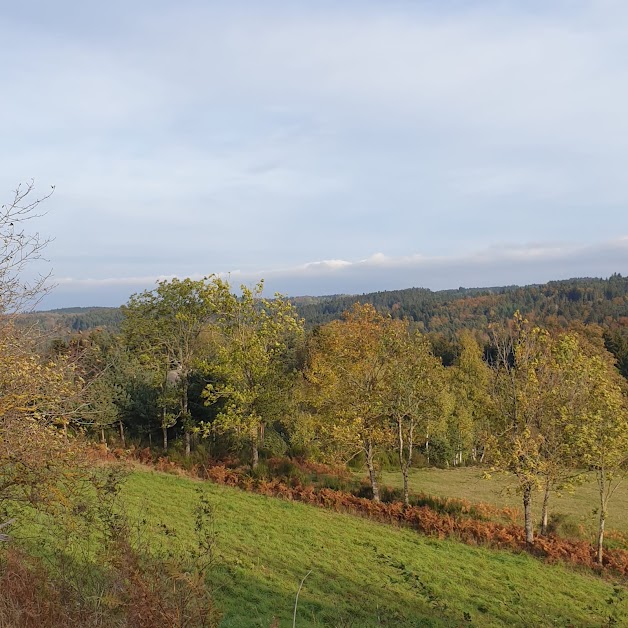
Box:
(0, 323, 86, 511)
(121, 277, 230, 455)
(203, 281, 303, 468)
(0, 182, 93, 520)
(603, 327, 628, 380)
(448, 330, 492, 465)
(0, 180, 54, 314)
(567, 346, 628, 563)
(531, 332, 588, 536)
(487, 314, 561, 544)
(304, 304, 394, 501)
(383, 322, 450, 505)
(48, 330, 128, 446)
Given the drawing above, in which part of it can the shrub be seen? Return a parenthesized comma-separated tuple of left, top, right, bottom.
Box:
(249, 461, 270, 481)
(380, 486, 404, 503)
(347, 451, 365, 471)
(353, 482, 375, 500)
(266, 458, 307, 486)
(546, 513, 585, 540)
(259, 428, 289, 457)
(319, 474, 354, 493)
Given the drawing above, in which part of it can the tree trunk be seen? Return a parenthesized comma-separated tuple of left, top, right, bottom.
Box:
(425, 432, 430, 466)
(597, 470, 607, 565)
(523, 483, 534, 544)
(119, 420, 125, 448)
(365, 440, 380, 502)
(182, 375, 191, 457)
(402, 465, 409, 507)
(251, 435, 259, 469)
(397, 418, 410, 506)
(597, 508, 606, 565)
(100, 427, 106, 445)
(162, 425, 168, 451)
(540, 479, 551, 535)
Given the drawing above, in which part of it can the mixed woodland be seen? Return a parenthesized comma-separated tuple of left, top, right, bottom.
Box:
(1, 183, 627, 625)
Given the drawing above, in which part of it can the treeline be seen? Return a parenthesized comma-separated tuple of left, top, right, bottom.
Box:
(294, 274, 628, 333)
(46, 275, 628, 565)
(17, 306, 124, 333)
(20, 275, 628, 375)
(19, 274, 628, 337)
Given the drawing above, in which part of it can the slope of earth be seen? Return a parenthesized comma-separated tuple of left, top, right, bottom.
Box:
(121, 469, 626, 627)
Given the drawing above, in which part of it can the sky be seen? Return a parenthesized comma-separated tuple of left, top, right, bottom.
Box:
(1, 0, 627, 309)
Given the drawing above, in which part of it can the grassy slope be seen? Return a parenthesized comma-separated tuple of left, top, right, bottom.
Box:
(373, 468, 628, 538)
(122, 469, 626, 627)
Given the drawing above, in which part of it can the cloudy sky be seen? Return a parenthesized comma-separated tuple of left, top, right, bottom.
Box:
(1, 0, 627, 308)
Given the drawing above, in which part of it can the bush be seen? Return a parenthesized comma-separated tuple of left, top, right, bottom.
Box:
(353, 482, 375, 500)
(319, 474, 354, 493)
(376, 450, 399, 472)
(249, 461, 270, 481)
(380, 486, 405, 503)
(259, 428, 288, 457)
(266, 458, 308, 487)
(286, 443, 310, 459)
(546, 513, 584, 539)
(167, 442, 212, 470)
(424, 438, 454, 468)
(347, 451, 365, 471)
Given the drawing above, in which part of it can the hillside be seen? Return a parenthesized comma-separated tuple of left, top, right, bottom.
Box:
(110, 469, 626, 627)
(19, 275, 628, 335)
(292, 274, 628, 333)
(16, 306, 124, 333)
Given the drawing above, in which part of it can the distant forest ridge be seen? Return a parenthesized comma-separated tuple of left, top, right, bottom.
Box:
(20, 274, 628, 336)
(295, 274, 628, 331)
(18, 306, 125, 333)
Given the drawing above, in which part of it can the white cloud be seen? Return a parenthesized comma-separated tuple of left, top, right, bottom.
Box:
(40, 236, 628, 308)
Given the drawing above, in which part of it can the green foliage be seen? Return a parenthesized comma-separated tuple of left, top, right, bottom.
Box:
(260, 426, 289, 457)
(202, 281, 304, 467)
(121, 276, 232, 450)
(604, 326, 628, 379)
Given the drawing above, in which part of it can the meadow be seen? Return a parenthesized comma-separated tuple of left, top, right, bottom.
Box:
(111, 468, 627, 627)
(370, 467, 628, 543)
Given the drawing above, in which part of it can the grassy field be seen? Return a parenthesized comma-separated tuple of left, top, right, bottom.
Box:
(370, 467, 628, 540)
(112, 469, 627, 627)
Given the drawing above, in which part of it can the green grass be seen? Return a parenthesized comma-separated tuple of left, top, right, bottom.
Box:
(371, 467, 628, 540)
(117, 469, 626, 627)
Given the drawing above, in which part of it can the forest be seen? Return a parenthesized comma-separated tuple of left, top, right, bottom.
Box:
(1, 184, 627, 626)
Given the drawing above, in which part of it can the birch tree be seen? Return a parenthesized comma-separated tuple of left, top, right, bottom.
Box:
(568, 347, 628, 563)
(304, 304, 394, 501)
(383, 323, 449, 505)
(449, 331, 492, 465)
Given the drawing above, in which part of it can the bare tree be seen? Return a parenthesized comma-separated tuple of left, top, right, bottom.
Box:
(0, 180, 54, 315)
